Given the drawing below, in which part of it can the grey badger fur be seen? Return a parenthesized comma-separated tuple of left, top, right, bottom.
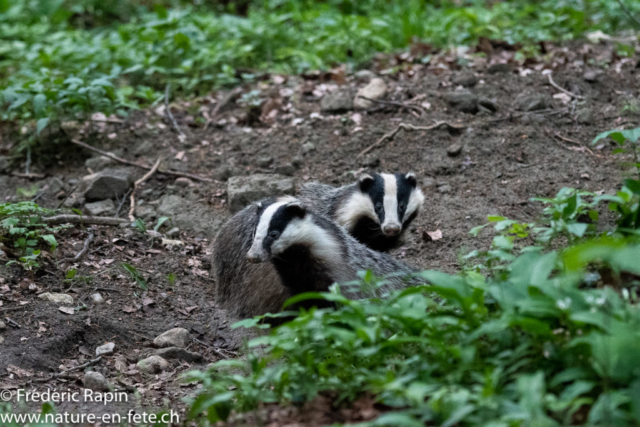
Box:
(299, 172, 424, 251)
(213, 196, 417, 318)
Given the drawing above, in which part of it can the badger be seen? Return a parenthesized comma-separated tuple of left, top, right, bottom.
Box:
(213, 196, 418, 319)
(298, 172, 424, 252)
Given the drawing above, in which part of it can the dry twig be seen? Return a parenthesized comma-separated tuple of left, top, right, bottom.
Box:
(116, 188, 132, 218)
(165, 83, 186, 142)
(192, 337, 236, 359)
(69, 139, 212, 182)
(357, 121, 466, 158)
(56, 186, 78, 209)
(57, 231, 95, 265)
(128, 157, 162, 222)
(5, 317, 20, 328)
(43, 215, 128, 226)
(548, 74, 585, 100)
(358, 96, 425, 115)
(31, 357, 102, 384)
(205, 87, 243, 129)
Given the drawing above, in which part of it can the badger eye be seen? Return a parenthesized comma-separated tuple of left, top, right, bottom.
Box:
(375, 202, 383, 212)
(269, 230, 280, 239)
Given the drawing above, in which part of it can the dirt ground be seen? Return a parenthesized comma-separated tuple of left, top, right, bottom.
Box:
(0, 39, 638, 425)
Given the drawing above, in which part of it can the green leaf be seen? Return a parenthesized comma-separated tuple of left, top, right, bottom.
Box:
(154, 216, 170, 232)
(36, 117, 50, 136)
(41, 234, 57, 250)
(566, 222, 588, 237)
(33, 94, 47, 116)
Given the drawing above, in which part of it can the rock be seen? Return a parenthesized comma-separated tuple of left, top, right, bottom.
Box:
(215, 165, 241, 182)
(85, 199, 115, 216)
(354, 70, 377, 79)
(135, 205, 156, 220)
(445, 89, 479, 114)
(354, 78, 388, 109)
(157, 195, 223, 237)
(47, 177, 65, 195)
(91, 293, 105, 304)
(0, 157, 10, 174)
(153, 327, 190, 348)
(320, 90, 353, 112)
(96, 342, 115, 356)
(84, 168, 134, 201)
(38, 292, 74, 305)
(275, 163, 295, 176)
(174, 177, 194, 188)
(487, 63, 512, 74)
(137, 355, 169, 374)
(577, 108, 593, 125)
(514, 93, 551, 112)
(166, 227, 180, 238)
(583, 69, 602, 82)
(451, 71, 478, 87)
(479, 98, 499, 112)
(361, 156, 380, 168)
(227, 174, 296, 213)
(301, 142, 316, 155)
(63, 193, 84, 209)
(85, 155, 114, 172)
(154, 347, 204, 362)
(447, 143, 462, 157)
(83, 371, 109, 391)
(437, 183, 452, 194)
(0, 321, 6, 330)
(256, 156, 273, 168)
(0, 248, 7, 262)
(134, 140, 154, 156)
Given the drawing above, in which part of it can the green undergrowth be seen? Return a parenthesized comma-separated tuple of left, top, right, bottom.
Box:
(1, 0, 639, 157)
(185, 173, 640, 426)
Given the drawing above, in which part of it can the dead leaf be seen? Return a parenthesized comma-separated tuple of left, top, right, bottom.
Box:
(553, 92, 572, 104)
(114, 356, 128, 373)
(142, 297, 155, 306)
(59, 307, 74, 315)
(7, 364, 32, 378)
(185, 306, 198, 313)
(174, 151, 186, 161)
(122, 306, 137, 313)
(424, 230, 443, 241)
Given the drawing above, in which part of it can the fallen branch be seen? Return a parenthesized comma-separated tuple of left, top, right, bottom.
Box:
(116, 188, 132, 218)
(357, 121, 466, 158)
(69, 139, 213, 182)
(11, 172, 46, 179)
(128, 157, 162, 222)
(56, 186, 78, 209)
(358, 96, 425, 115)
(42, 215, 128, 226)
(5, 317, 20, 328)
(57, 231, 95, 265)
(548, 74, 585, 100)
(32, 357, 102, 384)
(165, 83, 186, 142)
(192, 337, 236, 359)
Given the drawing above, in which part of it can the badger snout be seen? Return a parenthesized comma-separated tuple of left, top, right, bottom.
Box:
(246, 245, 268, 263)
(382, 223, 401, 236)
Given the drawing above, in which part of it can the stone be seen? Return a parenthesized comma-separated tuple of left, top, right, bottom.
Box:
(134, 140, 154, 156)
(47, 177, 65, 195)
(166, 227, 180, 238)
(514, 93, 551, 112)
(154, 347, 204, 362)
(354, 78, 388, 109)
(451, 71, 478, 87)
(583, 69, 602, 82)
(84, 168, 134, 201)
(135, 205, 156, 220)
(137, 355, 169, 374)
(361, 156, 380, 168)
(157, 195, 223, 237)
(85, 199, 115, 216)
(227, 174, 296, 213)
(215, 165, 241, 182)
(0, 321, 5, 330)
(256, 156, 273, 168)
(320, 90, 353, 112)
(479, 98, 499, 112)
(38, 292, 74, 305)
(447, 143, 462, 157)
(437, 183, 452, 194)
(174, 177, 194, 188)
(85, 155, 114, 172)
(301, 142, 316, 155)
(91, 293, 105, 304)
(291, 156, 303, 168)
(83, 371, 109, 391)
(153, 327, 190, 348)
(96, 342, 115, 356)
(445, 89, 479, 114)
(354, 70, 377, 79)
(487, 63, 512, 74)
(275, 163, 295, 176)
(577, 108, 593, 125)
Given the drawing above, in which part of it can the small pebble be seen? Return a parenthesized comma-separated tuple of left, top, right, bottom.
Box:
(91, 293, 105, 304)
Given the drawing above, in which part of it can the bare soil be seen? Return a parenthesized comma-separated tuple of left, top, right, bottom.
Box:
(0, 40, 638, 425)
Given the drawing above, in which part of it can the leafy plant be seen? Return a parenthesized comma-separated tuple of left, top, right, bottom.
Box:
(593, 127, 640, 179)
(121, 262, 147, 290)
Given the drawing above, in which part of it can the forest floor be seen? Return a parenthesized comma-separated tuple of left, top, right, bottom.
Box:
(0, 39, 638, 425)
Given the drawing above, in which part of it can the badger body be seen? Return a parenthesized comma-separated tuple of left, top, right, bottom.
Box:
(299, 173, 424, 251)
(213, 197, 417, 318)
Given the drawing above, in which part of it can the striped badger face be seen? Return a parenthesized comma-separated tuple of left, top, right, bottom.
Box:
(337, 172, 424, 238)
(246, 197, 319, 264)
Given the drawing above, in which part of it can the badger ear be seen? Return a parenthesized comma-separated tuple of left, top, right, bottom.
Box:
(405, 172, 417, 187)
(358, 173, 375, 191)
(285, 201, 306, 218)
